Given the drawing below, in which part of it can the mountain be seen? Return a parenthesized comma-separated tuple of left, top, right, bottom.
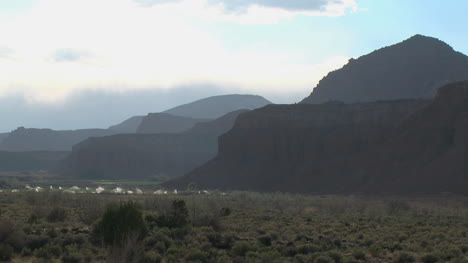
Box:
(0, 151, 68, 172)
(0, 133, 9, 144)
(163, 94, 271, 119)
(62, 110, 249, 179)
(107, 94, 271, 133)
(136, 113, 207, 134)
(108, 116, 144, 133)
(301, 35, 468, 104)
(165, 82, 468, 194)
(0, 127, 119, 152)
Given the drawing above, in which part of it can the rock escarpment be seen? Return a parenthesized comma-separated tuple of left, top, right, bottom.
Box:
(166, 82, 468, 194)
(0, 128, 119, 152)
(63, 110, 249, 179)
(301, 35, 468, 104)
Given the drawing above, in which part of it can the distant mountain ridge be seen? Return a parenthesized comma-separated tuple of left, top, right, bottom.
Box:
(108, 94, 271, 133)
(108, 116, 144, 133)
(301, 35, 468, 104)
(63, 110, 250, 179)
(0, 133, 9, 144)
(136, 113, 208, 134)
(164, 94, 271, 119)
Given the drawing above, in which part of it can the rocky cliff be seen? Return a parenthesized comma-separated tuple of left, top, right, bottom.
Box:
(301, 35, 468, 104)
(166, 82, 468, 194)
(0, 128, 119, 152)
(0, 151, 68, 172)
(63, 110, 249, 179)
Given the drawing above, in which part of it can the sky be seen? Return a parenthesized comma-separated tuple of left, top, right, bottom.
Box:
(1, 0, 468, 132)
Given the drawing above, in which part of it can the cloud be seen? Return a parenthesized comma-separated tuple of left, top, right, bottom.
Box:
(52, 48, 90, 62)
(209, 0, 349, 13)
(0, 0, 350, 105)
(134, 0, 357, 16)
(0, 46, 13, 58)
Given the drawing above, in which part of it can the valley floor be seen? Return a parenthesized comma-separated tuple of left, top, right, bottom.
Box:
(0, 189, 467, 263)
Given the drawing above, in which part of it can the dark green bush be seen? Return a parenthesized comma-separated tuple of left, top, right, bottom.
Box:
(35, 244, 62, 259)
(156, 200, 189, 228)
(220, 207, 231, 217)
(185, 248, 209, 263)
(328, 251, 343, 263)
(258, 235, 272, 246)
(144, 250, 161, 263)
(352, 250, 366, 260)
(0, 244, 14, 261)
(47, 207, 67, 222)
(232, 241, 255, 257)
(393, 252, 415, 263)
(420, 254, 439, 263)
(96, 201, 148, 247)
(314, 255, 334, 263)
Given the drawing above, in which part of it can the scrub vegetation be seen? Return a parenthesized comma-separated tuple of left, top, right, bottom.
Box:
(0, 191, 467, 263)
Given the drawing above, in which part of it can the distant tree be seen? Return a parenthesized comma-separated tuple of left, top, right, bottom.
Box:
(96, 201, 148, 247)
(155, 200, 189, 228)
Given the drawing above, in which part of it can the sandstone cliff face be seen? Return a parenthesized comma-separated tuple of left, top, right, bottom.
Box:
(0, 128, 119, 152)
(63, 110, 249, 179)
(0, 151, 68, 172)
(166, 82, 468, 194)
(301, 35, 468, 104)
(164, 100, 429, 192)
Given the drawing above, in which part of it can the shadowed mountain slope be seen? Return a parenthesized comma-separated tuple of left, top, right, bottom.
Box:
(0, 151, 68, 172)
(63, 110, 249, 179)
(164, 94, 271, 119)
(108, 94, 271, 134)
(0, 128, 119, 152)
(165, 82, 468, 194)
(0, 133, 8, 144)
(108, 116, 144, 133)
(136, 113, 207, 134)
(301, 35, 468, 104)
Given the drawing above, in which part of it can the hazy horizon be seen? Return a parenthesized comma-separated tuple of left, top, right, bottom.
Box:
(1, 0, 468, 132)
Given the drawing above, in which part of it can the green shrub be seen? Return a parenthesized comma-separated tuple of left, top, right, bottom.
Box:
(144, 250, 162, 263)
(352, 250, 366, 260)
(314, 255, 334, 263)
(0, 244, 14, 261)
(35, 244, 62, 259)
(47, 207, 67, 222)
(393, 252, 415, 263)
(420, 254, 439, 263)
(156, 200, 189, 228)
(297, 244, 320, 254)
(27, 213, 39, 224)
(185, 248, 209, 263)
(232, 241, 255, 257)
(328, 251, 343, 263)
(258, 235, 272, 246)
(220, 207, 231, 217)
(96, 201, 148, 247)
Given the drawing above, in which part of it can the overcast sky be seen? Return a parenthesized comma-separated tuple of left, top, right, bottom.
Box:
(1, 0, 467, 132)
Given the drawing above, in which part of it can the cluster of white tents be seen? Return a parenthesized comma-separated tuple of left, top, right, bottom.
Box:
(0, 185, 215, 195)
